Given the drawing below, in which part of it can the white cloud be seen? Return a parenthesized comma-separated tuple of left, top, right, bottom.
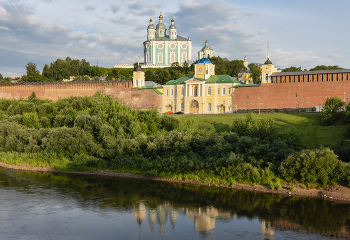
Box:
(0, 26, 10, 31)
(258, 30, 267, 35)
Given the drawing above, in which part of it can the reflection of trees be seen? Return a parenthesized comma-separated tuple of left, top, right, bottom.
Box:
(1, 168, 350, 236)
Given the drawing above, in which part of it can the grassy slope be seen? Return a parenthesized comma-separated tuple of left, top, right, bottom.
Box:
(174, 112, 347, 149)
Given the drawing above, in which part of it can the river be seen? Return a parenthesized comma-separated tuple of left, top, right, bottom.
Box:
(0, 167, 349, 240)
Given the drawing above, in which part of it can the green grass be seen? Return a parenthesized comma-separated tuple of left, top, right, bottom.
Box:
(174, 112, 347, 149)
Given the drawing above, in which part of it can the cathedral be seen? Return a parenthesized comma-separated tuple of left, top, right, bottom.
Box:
(143, 13, 192, 66)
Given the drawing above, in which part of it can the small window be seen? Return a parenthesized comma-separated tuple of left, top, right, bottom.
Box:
(170, 89, 173, 96)
(228, 88, 231, 94)
(181, 87, 184, 96)
(208, 86, 211, 96)
(222, 87, 225, 95)
(194, 86, 198, 96)
(181, 103, 184, 111)
(217, 88, 220, 95)
(166, 89, 169, 95)
(207, 103, 211, 112)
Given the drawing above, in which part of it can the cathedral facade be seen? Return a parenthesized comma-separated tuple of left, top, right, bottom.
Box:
(143, 13, 192, 66)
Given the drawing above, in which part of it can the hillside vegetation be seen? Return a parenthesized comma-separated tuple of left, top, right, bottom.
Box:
(0, 93, 349, 189)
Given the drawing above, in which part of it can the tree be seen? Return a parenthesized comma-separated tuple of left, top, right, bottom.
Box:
(282, 66, 302, 72)
(249, 63, 262, 84)
(231, 60, 245, 77)
(42, 64, 52, 78)
(309, 65, 343, 71)
(25, 62, 41, 82)
(322, 96, 344, 126)
(0, 73, 3, 79)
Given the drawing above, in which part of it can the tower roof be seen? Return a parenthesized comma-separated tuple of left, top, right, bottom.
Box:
(198, 58, 211, 64)
(147, 17, 154, 29)
(156, 12, 166, 30)
(169, 17, 176, 29)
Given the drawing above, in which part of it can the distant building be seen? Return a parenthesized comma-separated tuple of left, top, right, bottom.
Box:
(198, 38, 213, 59)
(162, 58, 241, 114)
(261, 44, 281, 83)
(114, 13, 192, 69)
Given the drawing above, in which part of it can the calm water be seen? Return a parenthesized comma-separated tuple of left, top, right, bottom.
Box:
(0, 168, 349, 240)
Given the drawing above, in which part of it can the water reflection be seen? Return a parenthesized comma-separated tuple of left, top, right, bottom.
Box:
(0, 168, 349, 239)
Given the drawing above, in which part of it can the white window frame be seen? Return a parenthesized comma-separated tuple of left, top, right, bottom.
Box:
(170, 89, 173, 96)
(207, 86, 211, 96)
(222, 87, 226, 95)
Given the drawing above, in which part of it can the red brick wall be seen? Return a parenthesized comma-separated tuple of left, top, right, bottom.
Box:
(131, 88, 162, 112)
(0, 81, 163, 112)
(233, 81, 350, 110)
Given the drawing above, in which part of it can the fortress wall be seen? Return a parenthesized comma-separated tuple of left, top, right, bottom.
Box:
(0, 81, 164, 112)
(233, 81, 350, 110)
(0, 81, 133, 104)
(131, 88, 163, 112)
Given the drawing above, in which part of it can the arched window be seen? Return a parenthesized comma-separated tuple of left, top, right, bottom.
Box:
(170, 53, 175, 63)
(207, 86, 211, 96)
(181, 87, 184, 96)
(222, 86, 225, 95)
(182, 53, 186, 63)
(207, 103, 211, 112)
(181, 103, 184, 111)
(265, 74, 269, 82)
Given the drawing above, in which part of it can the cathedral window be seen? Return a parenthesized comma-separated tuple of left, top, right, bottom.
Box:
(170, 53, 175, 63)
(182, 53, 186, 63)
(207, 86, 211, 96)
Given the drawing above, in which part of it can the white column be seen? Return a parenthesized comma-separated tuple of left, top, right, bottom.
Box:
(165, 42, 168, 65)
(178, 42, 181, 63)
(153, 41, 156, 64)
(188, 41, 192, 63)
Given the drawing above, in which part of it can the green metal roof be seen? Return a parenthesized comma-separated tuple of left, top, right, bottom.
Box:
(153, 89, 163, 95)
(164, 75, 241, 85)
(205, 75, 241, 84)
(164, 76, 193, 85)
(233, 83, 261, 87)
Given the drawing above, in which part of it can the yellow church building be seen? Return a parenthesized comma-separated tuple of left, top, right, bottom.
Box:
(162, 58, 241, 114)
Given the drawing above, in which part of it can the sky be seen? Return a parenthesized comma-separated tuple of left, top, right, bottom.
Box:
(0, 0, 350, 77)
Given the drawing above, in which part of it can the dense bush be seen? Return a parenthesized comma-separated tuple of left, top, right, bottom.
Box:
(322, 96, 344, 126)
(0, 93, 349, 188)
(279, 148, 340, 187)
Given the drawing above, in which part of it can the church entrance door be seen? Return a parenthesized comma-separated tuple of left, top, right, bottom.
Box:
(189, 100, 199, 114)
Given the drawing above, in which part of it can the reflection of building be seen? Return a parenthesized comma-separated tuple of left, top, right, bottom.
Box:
(162, 58, 241, 114)
(134, 202, 146, 225)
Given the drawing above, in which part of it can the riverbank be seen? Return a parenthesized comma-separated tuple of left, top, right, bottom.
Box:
(2, 161, 350, 204)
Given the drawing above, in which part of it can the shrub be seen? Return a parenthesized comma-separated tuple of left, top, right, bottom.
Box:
(279, 148, 339, 187)
(322, 96, 344, 126)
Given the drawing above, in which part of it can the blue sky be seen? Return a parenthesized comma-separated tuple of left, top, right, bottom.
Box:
(0, 0, 349, 77)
